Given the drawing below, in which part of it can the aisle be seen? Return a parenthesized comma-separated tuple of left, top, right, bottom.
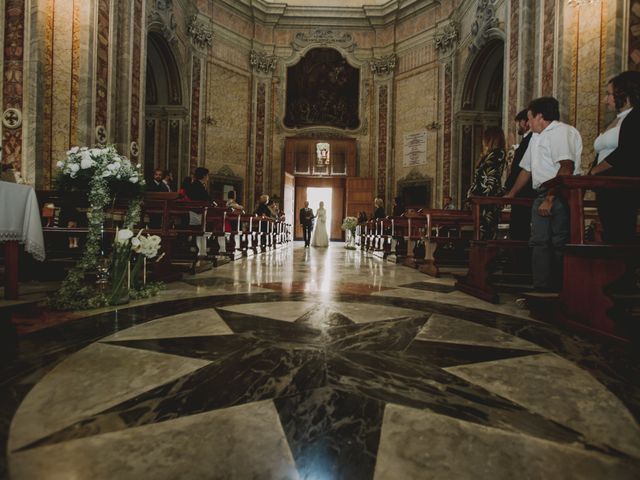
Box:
(3, 243, 640, 479)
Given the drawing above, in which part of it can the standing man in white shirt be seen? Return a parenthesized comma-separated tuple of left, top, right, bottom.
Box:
(504, 97, 583, 292)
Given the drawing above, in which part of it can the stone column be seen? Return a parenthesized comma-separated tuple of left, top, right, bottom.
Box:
(370, 54, 396, 205)
(249, 49, 277, 207)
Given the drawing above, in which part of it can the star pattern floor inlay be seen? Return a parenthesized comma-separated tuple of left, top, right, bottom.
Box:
(4, 244, 640, 479)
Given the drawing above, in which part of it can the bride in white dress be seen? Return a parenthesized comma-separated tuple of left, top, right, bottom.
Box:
(311, 201, 329, 247)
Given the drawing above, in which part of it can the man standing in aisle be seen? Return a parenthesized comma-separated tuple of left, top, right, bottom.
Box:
(299, 201, 315, 248)
(504, 97, 582, 292)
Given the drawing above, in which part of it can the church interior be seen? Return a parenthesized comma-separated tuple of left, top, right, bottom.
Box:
(1, 0, 639, 478)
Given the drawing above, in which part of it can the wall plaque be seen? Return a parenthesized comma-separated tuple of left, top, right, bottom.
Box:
(403, 131, 427, 167)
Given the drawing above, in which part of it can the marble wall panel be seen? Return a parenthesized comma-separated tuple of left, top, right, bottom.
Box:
(2, 0, 25, 171)
(254, 81, 266, 199)
(541, 0, 556, 95)
(394, 67, 438, 197)
(51, 0, 74, 167)
(377, 84, 388, 197)
(204, 62, 250, 174)
(573, 3, 605, 167)
(397, 45, 436, 75)
(395, 6, 436, 41)
(190, 57, 201, 170)
(212, 40, 250, 73)
(443, 64, 452, 197)
(212, 3, 253, 39)
(629, 0, 640, 69)
(130, 0, 143, 148)
(95, 0, 110, 132)
(507, 0, 519, 147)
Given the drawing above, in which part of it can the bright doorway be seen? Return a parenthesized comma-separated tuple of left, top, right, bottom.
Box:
(306, 187, 332, 240)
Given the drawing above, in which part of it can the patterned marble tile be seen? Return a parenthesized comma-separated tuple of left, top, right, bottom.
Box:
(9, 343, 211, 451)
(9, 401, 298, 480)
(375, 404, 639, 480)
(398, 281, 457, 293)
(101, 308, 233, 341)
(418, 314, 547, 351)
(447, 353, 640, 459)
(220, 301, 317, 322)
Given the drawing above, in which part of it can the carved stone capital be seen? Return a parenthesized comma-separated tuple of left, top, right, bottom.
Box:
(470, 0, 499, 52)
(250, 50, 277, 74)
(434, 23, 458, 55)
(292, 29, 357, 52)
(370, 54, 397, 76)
(187, 15, 214, 50)
(148, 0, 177, 44)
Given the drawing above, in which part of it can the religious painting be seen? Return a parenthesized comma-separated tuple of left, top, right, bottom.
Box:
(316, 143, 330, 166)
(284, 48, 360, 130)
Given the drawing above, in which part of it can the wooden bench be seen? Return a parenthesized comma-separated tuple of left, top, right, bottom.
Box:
(454, 196, 534, 303)
(529, 175, 640, 342)
(418, 209, 473, 277)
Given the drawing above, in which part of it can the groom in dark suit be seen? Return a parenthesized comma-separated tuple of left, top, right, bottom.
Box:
(505, 109, 535, 241)
(299, 201, 315, 248)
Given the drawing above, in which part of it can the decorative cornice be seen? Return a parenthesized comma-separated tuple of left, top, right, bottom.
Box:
(434, 23, 458, 54)
(470, 0, 499, 52)
(370, 54, 397, 76)
(187, 15, 214, 50)
(292, 29, 357, 52)
(148, 0, 177, 44)
(250, 50, 277, 74)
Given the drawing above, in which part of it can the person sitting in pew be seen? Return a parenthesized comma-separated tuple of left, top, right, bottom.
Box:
(392, 197, 405, 216)
(590, 70, 640, 244)
(505, 96, 583, 292)
(226, 190, 244, 212)
(443, 195, 456, 210)
(185, 167, 211, 257)
(149, 169, 170, 192)
(373, 197, 385, 220)
(466, 126, 507, 240)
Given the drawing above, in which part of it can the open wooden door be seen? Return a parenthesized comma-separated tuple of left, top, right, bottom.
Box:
(294, 185, 307, 240)
(283, 173, 295, 238)
(345, 178, 375, 219)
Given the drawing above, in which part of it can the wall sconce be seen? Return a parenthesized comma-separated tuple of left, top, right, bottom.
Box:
(426, 121, 441, 131)
(204, 116, 218, 126)
(567, 0, 600, 6)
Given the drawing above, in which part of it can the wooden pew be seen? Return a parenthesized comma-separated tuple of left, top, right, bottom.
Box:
(533, 175, 640, 342)
(454, 196, 534, 303)
(418, 209, 473, 277)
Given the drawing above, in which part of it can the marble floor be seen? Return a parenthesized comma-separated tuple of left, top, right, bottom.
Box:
(2, 243, 640, 479)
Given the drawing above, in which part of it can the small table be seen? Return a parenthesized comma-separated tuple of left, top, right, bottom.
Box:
(0, 181, 45, 299)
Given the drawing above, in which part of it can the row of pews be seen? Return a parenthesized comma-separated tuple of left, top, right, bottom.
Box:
(357, 176, 640, 343)
(5, 191, 292, 296)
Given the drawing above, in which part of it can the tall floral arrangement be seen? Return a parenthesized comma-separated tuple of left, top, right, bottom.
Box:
(50, 145, 148, 310)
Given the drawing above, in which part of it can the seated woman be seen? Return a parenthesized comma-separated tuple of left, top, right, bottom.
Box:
(467, 126, 506, 240)
(373, 197, 385, 220)
(226, 190, 244, 211)
(590, 70, 640, 243)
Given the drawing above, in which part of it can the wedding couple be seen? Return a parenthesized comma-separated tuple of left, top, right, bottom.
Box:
(300, 201, 329, 248)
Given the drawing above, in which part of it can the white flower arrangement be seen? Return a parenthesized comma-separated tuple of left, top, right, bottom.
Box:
(56, 145, 143, 185)
(341, 216, 358, 232)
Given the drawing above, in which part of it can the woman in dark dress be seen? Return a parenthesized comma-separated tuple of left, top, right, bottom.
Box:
(590, 71, 640, 243)
(466, 126, 506, 240)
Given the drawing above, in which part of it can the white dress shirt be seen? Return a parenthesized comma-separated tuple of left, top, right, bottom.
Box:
(520, 121, 583, 189)
(593, 108, 632, 164)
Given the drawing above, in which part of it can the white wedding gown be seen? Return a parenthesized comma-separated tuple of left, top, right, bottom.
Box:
(311, 207, 329, 247)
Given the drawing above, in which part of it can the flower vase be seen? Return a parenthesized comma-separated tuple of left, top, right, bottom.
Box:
(345, 229, 356, 250)
(109, 249, 131, 306)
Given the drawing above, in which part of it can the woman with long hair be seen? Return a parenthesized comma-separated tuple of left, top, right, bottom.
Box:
(467, 126, 507, 240)
(590, 71, 640, 243)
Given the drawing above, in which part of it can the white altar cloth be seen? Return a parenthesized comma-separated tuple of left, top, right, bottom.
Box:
(0, 181, 45, 261)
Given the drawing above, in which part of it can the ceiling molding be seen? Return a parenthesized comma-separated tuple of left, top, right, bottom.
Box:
(213, 0, 440, 28)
